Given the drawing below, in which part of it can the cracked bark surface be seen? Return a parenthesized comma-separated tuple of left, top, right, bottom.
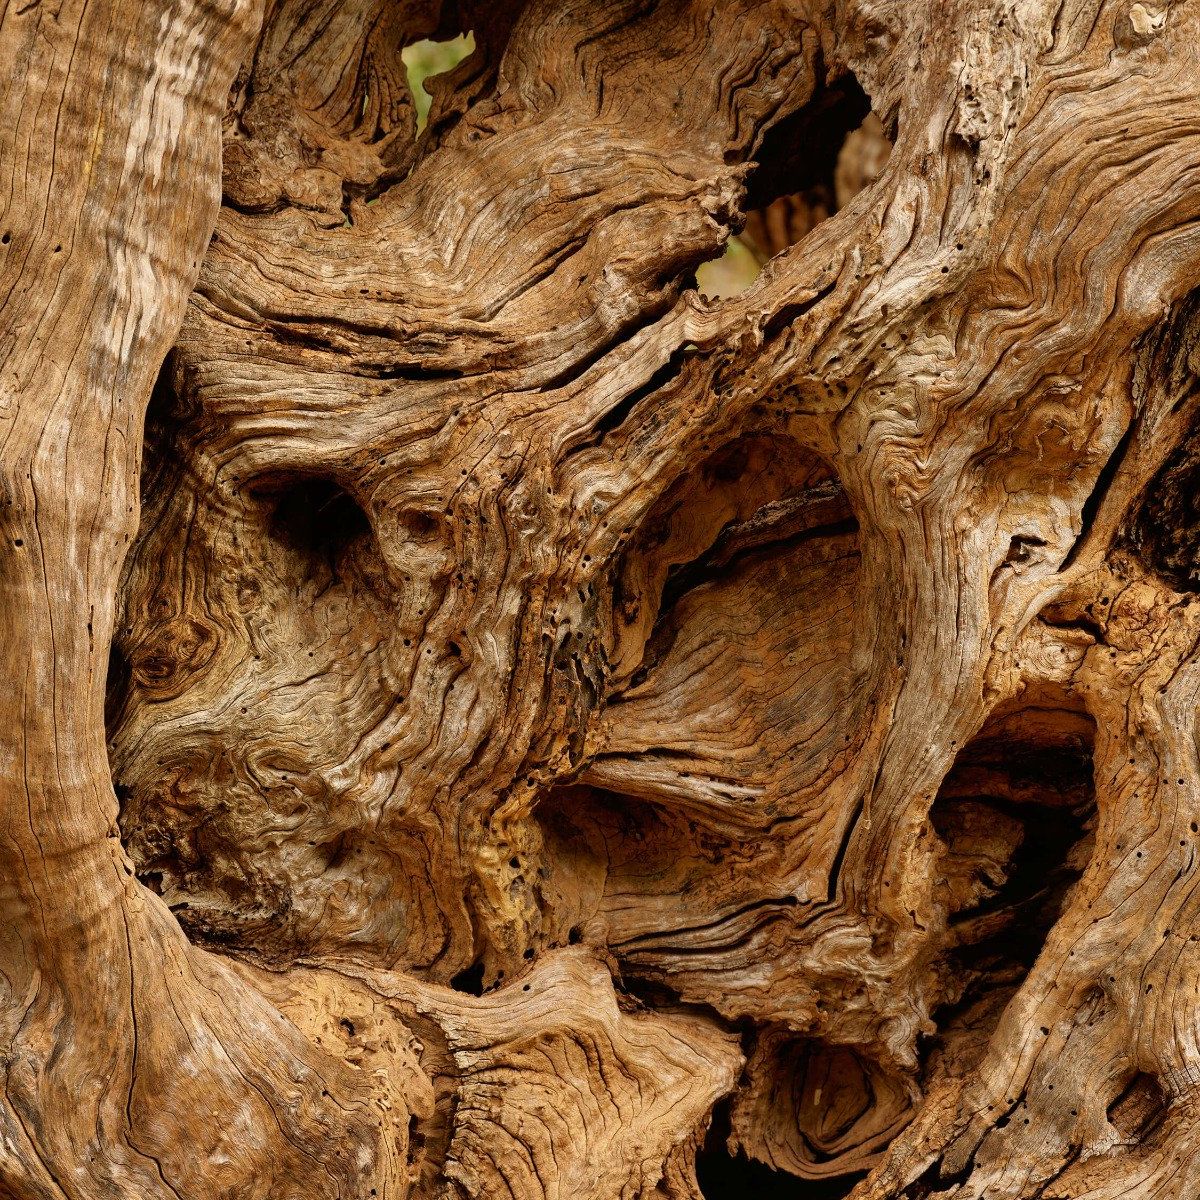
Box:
(5, 0, 1200, 1196)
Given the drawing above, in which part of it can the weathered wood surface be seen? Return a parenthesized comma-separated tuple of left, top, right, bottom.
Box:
(4, 0, 1200, 1196)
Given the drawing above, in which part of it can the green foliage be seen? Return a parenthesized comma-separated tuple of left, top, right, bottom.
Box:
(695, 236, 762, 298)
(402, 35, 475, 130)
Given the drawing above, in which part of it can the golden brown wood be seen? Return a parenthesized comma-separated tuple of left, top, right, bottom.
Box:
(5, 0, 1200, 1196)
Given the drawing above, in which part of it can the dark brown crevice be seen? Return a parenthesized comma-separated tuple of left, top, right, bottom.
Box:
(1061, 417, 1137, 571)
(697, 1101, 866, 1200)
(262, 476, 373, 566)
(743, 71, 873, 216)
(695, 71, 889, 298)
(1107, 1071, 1168, 1143)
(138, 350, 188, 511)
(902, 1152, 978, 1200)
(921, 694, 1098, 1088)
(760, 280, 840, 340)
(1118, 410, 1200, 592)
(104, 643, 132, 733)
(563, 347, 692, 461)
(1109, 288, 1200, 590)
(449, 958, 486, 996)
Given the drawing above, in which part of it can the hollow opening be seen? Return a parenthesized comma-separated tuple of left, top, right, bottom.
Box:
(449, 958, 486, 996)
(711, 1030, 916, 1191)
(694, 235, 769, 300)
(695, 74, 890, 298)
(923, 688, 1097, 1073)
(543, 430, 865, 946)
(401, 33, 475, 132)
(254, 476, 373, 573)
(1119, 413, 1200, 593)
(534, 783, 750, 958)
(697, 1102, 866, 1200)
(1107, 1071, 1168, 1142)
(607, 431, 857, 695)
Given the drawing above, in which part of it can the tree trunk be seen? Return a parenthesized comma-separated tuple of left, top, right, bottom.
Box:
(3, 0, 1200, 1196)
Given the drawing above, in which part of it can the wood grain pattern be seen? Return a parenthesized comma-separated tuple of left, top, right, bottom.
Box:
(4, 0, 1200, 1196)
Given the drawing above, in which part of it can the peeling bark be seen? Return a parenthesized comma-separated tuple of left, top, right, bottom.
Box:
(5, 0, 1200, 1197)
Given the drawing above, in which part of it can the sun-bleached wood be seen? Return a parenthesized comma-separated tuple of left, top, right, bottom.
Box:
(5, 0, 1200, 1197)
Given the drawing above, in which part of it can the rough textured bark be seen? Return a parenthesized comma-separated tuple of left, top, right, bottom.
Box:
(4, 0, 1200, 1196)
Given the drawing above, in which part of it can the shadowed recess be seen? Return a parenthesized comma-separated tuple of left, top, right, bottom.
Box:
(697, 72, 889, 297)
(921, 689, 1098, 1085)
(698, 1101, 867, 1199)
